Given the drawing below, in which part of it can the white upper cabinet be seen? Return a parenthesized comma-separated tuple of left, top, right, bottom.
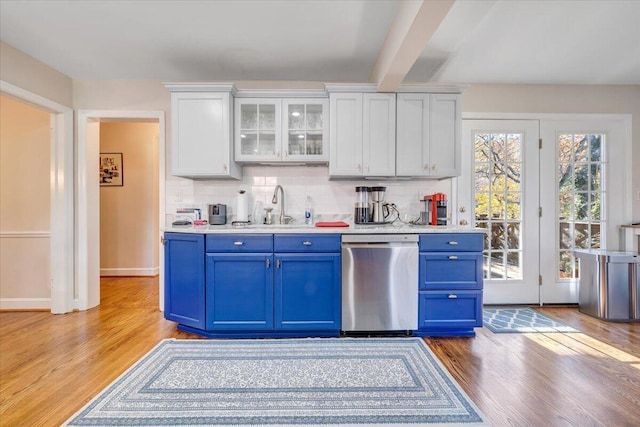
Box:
(235, 98, 282, 162)
(396, 92, 461, 178)
(168, 87, 242, 180)
(234, 97, 328, 163)
(282, 99, 329, 162)
(329, 92, 396, 177)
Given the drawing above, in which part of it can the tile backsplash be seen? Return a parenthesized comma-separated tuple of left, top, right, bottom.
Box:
(166, 165, 452, 225)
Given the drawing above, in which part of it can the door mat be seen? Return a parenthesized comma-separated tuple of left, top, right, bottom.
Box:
(483, 307, 579, 333)
(64, 338, 489, 426)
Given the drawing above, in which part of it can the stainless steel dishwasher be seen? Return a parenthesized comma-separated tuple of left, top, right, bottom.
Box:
(341, 234, 418, 333)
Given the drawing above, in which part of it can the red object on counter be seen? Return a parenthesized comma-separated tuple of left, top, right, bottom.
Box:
(315, 221, 350, 228)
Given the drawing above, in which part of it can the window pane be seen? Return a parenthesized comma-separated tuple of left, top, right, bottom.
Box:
(506, 251, 522, 279)
(259, 104, 276, 129)
(491, 222, 506, 249)
(490, 252, 506, 279)
(475, 134, 490, 163)
(306, 131, 323, 155)
(241, 105, 257, 129)
(559, 222, 573, 249)
(288, 104, 305, 129)
(506, 222, 520, 249)
(559, 251, 575, 279)
(590, 192, 601, 220)
(475, 193, 489, 219)
(589, 134, 602, 162)
(306, 104, 323, 129)
(590, 224, 601, 248)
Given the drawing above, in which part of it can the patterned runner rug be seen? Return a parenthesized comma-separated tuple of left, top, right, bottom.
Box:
(64, 338, 489, 426)
(483, 307, 579, 333)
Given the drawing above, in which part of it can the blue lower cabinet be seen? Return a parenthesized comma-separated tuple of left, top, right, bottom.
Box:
(416, 290, 482, 337)
(164, 233, 205, 329)
(205, 253, 274, 330)
(275, 253, 341, 330)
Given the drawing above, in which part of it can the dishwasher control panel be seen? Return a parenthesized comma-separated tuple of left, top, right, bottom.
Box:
(341, 234, 419, 243)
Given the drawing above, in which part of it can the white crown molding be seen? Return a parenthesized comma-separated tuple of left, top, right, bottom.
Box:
(0, 231, 51, 238)
(396, 84, 469, 93)
(162, 82, 237, 95)
(324, 83, 379, 93)
(234, 88, 328, 98)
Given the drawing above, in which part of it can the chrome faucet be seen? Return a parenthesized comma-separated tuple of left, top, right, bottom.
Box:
(271, 185, 291, 224)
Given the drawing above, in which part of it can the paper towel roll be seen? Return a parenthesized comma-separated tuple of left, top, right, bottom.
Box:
(236, 190, 249, 222)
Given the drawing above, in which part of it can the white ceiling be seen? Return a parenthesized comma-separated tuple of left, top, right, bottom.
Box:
(1, 0, 639, 85)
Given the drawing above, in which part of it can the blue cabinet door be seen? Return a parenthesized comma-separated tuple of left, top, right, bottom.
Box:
(206, 253, 274, 330)
(164, 233, 205, 329)
(419, 252, 483, 290)
(274, 253, 341, 330)
(418, 290, 483, 331)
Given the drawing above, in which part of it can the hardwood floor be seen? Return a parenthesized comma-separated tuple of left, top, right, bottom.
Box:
(1, 277, 639, 426)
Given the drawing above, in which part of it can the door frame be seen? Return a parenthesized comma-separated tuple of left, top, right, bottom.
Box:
(457, 112, 632, 305)
(77, 110, 166, 311)
(0, 80, 74, 314)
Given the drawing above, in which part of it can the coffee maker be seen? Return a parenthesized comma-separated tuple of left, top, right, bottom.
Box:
(371, 186, 387, 223)
(422, 193, 447, 225)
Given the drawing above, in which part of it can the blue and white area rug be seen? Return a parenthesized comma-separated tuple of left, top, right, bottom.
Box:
(64, 338, 489, 426)
(483, 307, 579, 333)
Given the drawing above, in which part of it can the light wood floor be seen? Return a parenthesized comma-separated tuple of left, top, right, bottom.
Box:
(1, 277, 639, 426)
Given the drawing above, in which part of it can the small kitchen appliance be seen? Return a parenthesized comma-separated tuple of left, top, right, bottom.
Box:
(371, 186, 387, 223)
(208, 204, 227, 225)
(354, 186, 372, 224)
(422, 193, 447, 225)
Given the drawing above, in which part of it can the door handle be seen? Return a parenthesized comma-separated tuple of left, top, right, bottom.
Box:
(233, 241, 244, 246)
(266, 259, 270, 268)
(448, 255, 458, 260)
(302, 241, 312, 246)
(276, 260, 281, 268)
(448, 294, 458, 299)
(448, 241, 458, 245)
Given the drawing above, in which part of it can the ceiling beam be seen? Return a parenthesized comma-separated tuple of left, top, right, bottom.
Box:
(369, 0, 455, 92)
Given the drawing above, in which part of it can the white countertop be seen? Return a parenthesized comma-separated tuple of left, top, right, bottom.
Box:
(164, 222, 486, 234)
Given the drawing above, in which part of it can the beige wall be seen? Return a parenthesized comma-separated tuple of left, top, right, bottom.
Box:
(99, 122, 159, 275)
(0, 95, 51, 301)
(0, 41, 73, 108)
(463, 84, 640, 221)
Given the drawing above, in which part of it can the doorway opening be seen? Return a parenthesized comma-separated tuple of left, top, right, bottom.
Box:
(78, 111, 165, 311)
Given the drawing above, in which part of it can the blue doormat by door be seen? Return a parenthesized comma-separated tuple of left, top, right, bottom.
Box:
(483, 307, 579, 333)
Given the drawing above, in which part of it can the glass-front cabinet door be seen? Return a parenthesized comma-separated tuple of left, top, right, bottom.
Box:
(282, 98, 329, 162)
(235, 98, 282, 162)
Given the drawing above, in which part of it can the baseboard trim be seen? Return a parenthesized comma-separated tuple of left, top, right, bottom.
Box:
(100, 267, 159, 277)
(0, 298, 51, 311)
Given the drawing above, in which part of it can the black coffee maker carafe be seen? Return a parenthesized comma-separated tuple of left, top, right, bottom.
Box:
(354, 186, 371, 224)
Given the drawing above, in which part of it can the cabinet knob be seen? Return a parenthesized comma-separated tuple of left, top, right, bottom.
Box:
(357, 163, 361, 171)
(448, 294, 458, 299)
(266, 259, 270, 268)
(448, 255, 458, 260)
(431, 164, 437, 171)
(276, 260, 281, 268)
(302, 241, 312, 246)
(223, 163, 228, 171)
(233, 241, 244, 246)
(424, 164, 429, 170)
(459, 219, 468, 226)
(448, 241, 458, 245)
(459, 207, 466, 213)
(365, 164, 369, 172)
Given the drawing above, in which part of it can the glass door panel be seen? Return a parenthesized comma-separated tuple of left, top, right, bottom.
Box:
(236, 99, 281, 161)
(457, 120, 540, 304)
(283, 99, 328, 160)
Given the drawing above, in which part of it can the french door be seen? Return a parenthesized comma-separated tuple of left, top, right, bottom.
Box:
(457, 120, 540, 304)
(458, 117, 630, 305)
(539, 119, 629, 303)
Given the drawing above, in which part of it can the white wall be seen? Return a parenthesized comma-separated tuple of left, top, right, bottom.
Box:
(99, 122, 159, 276)
(0, 95, 51, 305)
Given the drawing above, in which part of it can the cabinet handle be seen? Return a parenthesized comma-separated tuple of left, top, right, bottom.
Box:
(357, 163, 361, 171)
(365, 164, 369, 172)
(448, 241, 458, 245)
(233, 241, 244, 246)
(276, 260, 281, 268)
(431, 164, 437, 171)
(448, 294, 458, 299)
(302, 241, 312, 246)
(448, 255, 458, 260)
(266, 259, 270, 268)
(223, 163, 228, 171)
(424, 164, 429, 170)
(276, 150, 280, 157)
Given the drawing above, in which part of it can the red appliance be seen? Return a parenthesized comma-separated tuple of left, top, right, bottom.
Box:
(423, 193, 447, 225)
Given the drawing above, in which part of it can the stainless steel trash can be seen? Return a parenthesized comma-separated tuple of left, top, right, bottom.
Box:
(575, 250, 639, 321)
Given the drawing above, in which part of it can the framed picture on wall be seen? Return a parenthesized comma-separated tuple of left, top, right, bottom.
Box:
(99, 152, 123, 186)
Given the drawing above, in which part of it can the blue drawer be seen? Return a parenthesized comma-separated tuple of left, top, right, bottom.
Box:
(206, 234, 273, 253)
(274, 234, 341, 253)
(419, 233, 483, 252)
(418, 290, 482, 330)
(420, 252, 483, 290)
